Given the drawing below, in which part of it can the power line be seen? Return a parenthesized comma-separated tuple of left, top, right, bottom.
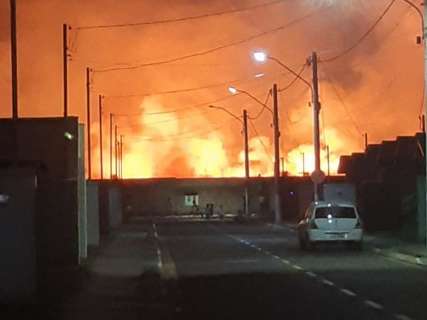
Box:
(105, 71, 276, 99)
(249, 89, 272, 120)
(248, 118, 273, 163)
(322, 67, 364, 138)
(93, 9, 322, 73)
(130, 120, 233, 142)
(321, 0, 397, 63)
(278, 63, 308, 92)
(75, 0, 287, 30)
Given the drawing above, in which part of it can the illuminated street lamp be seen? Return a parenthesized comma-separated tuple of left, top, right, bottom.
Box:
(228, 86, 238, 95)
(228, 85, 281, 223)
(252, 50, 324, 202)
(208, 105, 250, 217)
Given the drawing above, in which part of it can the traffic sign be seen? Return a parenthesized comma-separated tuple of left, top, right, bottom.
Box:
(311, 170, 326, 184)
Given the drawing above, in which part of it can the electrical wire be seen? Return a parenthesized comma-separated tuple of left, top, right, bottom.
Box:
(75, 0, 287, 30)
(322, 67, 364, 138)
(131, 120, 234, 142)
(105, 71, 276, 99)
(248, 89, 272, 120)
(93, 9, 322, 73)
(321, 0, 397, 63)
(248, 118, 273, 163)
(278, 63, 308, 92)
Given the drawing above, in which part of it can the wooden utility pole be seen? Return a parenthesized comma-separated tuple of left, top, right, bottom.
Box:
(272, 83, 281, 223)
(86, 67, 92, 179)
(98, 95, 104, 179)
(10, 0, 18, 119)
(243, 109, 249, 216)
(63, 24, 69, 117)
(311, 52, 322, 201)
(120, 135, 124, 179)
(364, 132, 368, 151)
(114, 125, 118, 179)
(109, 113, 113, 179)
(327, 145, 330, 176)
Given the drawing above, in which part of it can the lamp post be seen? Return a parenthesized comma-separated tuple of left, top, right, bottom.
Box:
(228, 85, 282, 223)
(209, 105, 250, 217)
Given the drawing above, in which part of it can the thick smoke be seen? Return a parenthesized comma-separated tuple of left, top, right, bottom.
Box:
(0, 0, 423, 177)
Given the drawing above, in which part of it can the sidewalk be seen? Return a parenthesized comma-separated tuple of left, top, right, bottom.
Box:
(364, 232, 427, 267)
(55, 222, 177, 319)
(271, 222, 427, 267)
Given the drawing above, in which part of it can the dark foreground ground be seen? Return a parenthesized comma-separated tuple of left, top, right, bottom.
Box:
(3, 217, 427, 320)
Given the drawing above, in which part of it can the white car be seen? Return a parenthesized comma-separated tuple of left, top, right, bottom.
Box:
(297, 201, 363, 250)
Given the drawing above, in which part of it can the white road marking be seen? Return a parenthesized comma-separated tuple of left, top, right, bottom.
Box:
(321, 279, 335, 287)
(305, 271, 317, 278)
(394, 314, 413, 320)
(340, 288, 356, 297)
(281, 259, 291, 264)
(156, 248, 163, 269)
(293, 265, 303, 271)
(272, 255, 281, 259)
(153, 223, 159, 239)
(364, 300, 383, 310)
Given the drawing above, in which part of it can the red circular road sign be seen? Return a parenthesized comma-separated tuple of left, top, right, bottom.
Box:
(311, 170, 326, 184)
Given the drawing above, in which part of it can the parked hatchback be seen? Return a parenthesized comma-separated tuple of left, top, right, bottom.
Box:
(297, 201, 363, 250)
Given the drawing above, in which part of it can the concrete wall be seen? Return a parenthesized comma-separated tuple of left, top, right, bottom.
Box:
(87, 182, 100, 247)
(78, 124, 87, 260)
(0, 118, 80, 267)
(0, 168, 37, 301)
(122, 178, 268, 217)
(417, 176, 426, 244)
(108, 185, 122, 228)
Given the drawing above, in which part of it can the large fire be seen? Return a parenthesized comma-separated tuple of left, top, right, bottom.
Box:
(93, 97, 349, 179)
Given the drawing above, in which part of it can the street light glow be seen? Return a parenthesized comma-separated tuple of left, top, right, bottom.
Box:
(254, 73, 265, 78)
(228, 86, 238, 95)
(253, 51, 267, 63)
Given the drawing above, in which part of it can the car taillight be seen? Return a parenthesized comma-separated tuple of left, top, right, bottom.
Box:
(309, 219, 318, 229)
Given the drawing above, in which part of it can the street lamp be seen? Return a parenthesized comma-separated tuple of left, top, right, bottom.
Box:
(252, 50, 324, 201)
(208, 105, 250, 217)
(227, 85, 282, 224)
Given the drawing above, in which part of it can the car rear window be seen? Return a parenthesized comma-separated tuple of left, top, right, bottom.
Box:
(315, 206, 356, 219)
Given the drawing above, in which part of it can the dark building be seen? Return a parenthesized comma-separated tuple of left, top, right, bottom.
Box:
(338, 132, 425, 241)
(0, 118, 84, 281)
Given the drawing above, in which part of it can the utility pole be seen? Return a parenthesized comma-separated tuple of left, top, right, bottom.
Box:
(302, 152, 305, 176)
(364, 133, 368, 151)
(63, 24, 69, 117)
(243, 109, 249, 216)
(120, 135, 124, 179)
(109, 113, 113, 179)
(420, 115, 425, 132)
(10, 0, 18, 119)
(114, 125, 118, 179)
(272, 83, 281, 223)
(281, 157, 285, 176)
(327, 145, 330, 176)
(86, 67, 92, 179)
(311, 52, 322, 201)
(98, 95, 104, 179)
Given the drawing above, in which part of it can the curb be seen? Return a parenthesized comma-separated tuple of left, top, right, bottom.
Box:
(368, 246, 427, 267)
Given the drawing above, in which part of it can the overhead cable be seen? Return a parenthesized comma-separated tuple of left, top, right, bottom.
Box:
(93, 9, 322, 72)
(321, 0, 397, 63)
(76, 0, 287, 30)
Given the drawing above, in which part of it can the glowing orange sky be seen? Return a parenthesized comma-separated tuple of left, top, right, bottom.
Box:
(0, 0, 424, 178)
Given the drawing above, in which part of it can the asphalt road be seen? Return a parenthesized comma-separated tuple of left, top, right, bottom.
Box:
(7, 218, 427, 320)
